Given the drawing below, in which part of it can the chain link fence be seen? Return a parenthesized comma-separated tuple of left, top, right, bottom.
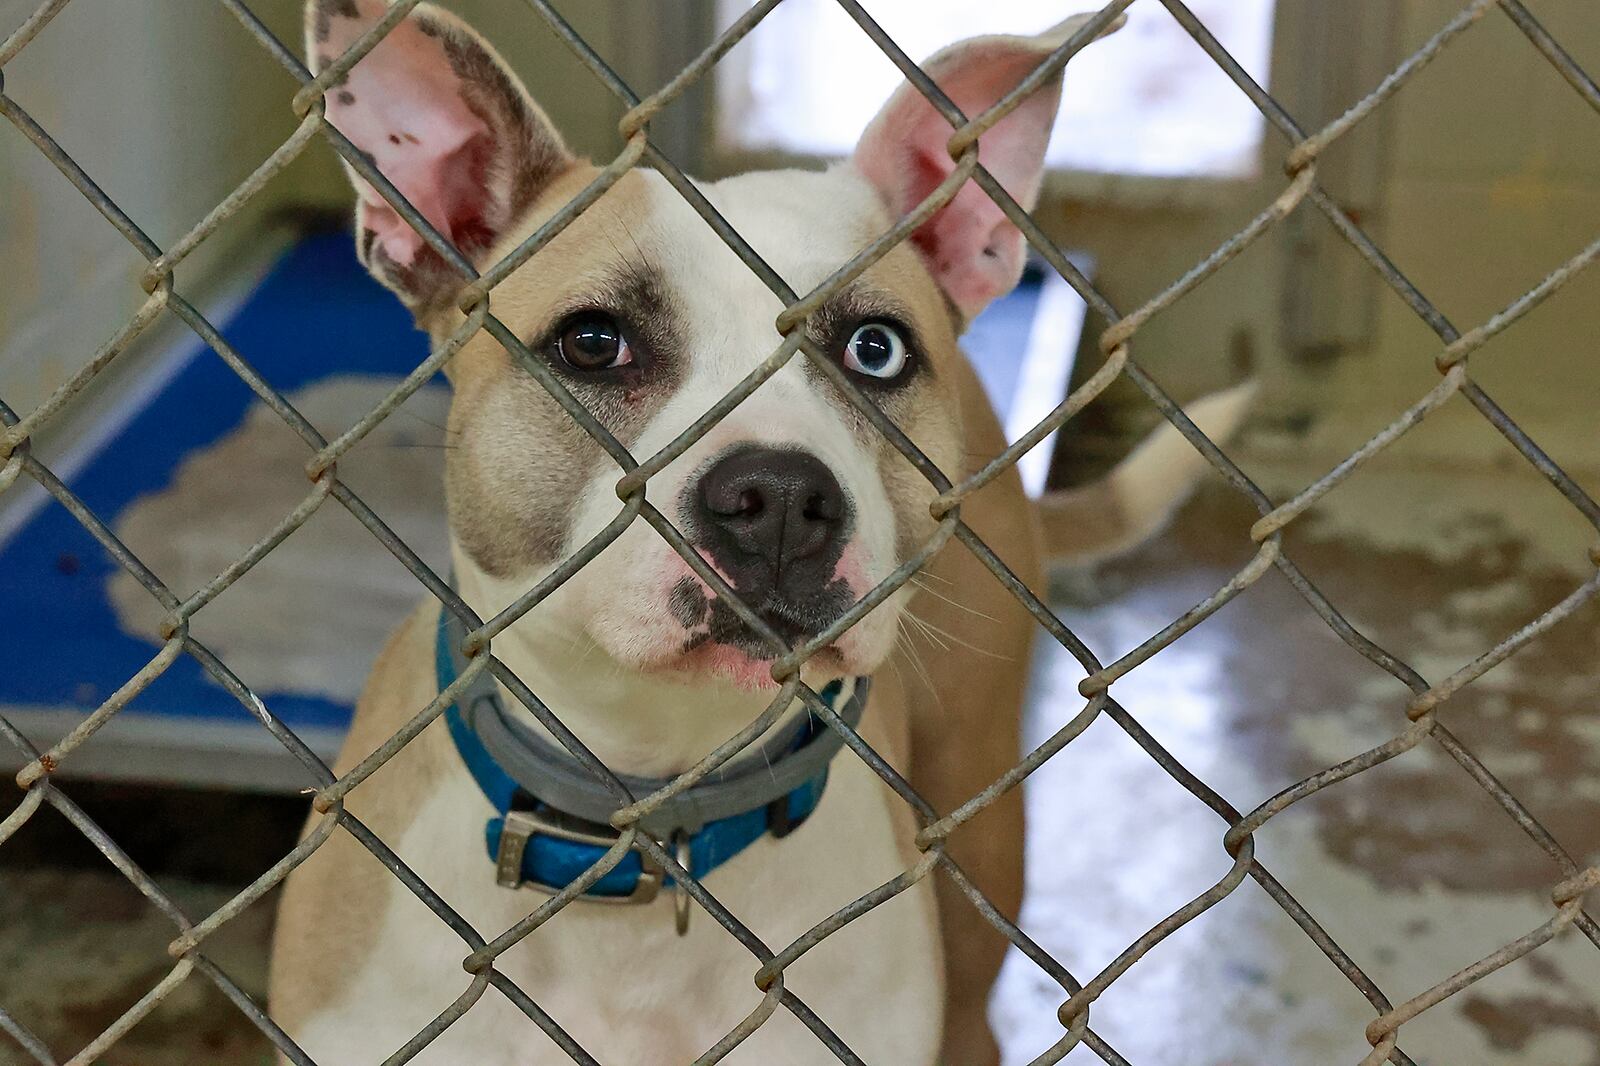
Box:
(2, 0, 1598, 1062)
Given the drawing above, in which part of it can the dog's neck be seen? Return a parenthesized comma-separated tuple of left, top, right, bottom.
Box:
(451, 551, 831, 778)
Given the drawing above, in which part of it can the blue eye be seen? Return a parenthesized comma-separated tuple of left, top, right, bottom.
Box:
(843, 322, 909, 380)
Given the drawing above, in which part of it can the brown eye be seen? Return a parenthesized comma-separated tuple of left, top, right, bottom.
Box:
(557, 313, 632, 371)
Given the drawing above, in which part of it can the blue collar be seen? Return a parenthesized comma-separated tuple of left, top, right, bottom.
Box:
(435, 609, 864, 902)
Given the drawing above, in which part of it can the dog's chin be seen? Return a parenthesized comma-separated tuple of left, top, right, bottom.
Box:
(597, 582, 895, 693)
(637, 640, 853, 693)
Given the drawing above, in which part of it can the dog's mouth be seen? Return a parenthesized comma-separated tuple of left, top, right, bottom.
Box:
(653, 639, 849, 691)
(653, 576, 855, 689)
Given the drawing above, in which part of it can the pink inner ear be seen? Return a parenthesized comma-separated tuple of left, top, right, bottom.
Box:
(322, 14, 495, 266)
(912, 186, 1023, 315)
(855, 39, 1063, 317)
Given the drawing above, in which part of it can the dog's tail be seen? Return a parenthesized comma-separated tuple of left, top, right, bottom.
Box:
(1038, 380, 1256, 567)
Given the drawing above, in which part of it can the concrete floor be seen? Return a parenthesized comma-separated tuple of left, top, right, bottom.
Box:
(0, 784, 290, 1066)
(0, 868, 277, 1065)
(2, 456, 1597, 1064)
(995, 456, 1600, 1065)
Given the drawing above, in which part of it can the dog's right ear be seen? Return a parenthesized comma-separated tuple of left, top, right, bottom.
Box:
(853, 13, 1123, 323)
(305, 0, 572, 318)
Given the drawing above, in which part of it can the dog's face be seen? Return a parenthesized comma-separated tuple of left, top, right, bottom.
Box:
(438, 166, 964, 690)
(308, 1, 1103, 691)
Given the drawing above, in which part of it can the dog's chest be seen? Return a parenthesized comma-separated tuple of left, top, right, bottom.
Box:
(294, 747, 942, 1064)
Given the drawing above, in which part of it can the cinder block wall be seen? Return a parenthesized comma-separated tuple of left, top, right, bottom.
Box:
(1039, 0, 1596, 493)
(1301, 0, 1597, 479)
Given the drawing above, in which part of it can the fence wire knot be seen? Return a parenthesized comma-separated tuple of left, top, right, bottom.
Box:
(2, 0, 1598, 1063)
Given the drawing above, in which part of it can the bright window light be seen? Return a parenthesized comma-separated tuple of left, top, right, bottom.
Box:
(716, 1, 1276, 179)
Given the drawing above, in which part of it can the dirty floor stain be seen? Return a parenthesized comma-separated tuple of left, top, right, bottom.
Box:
(0, 867, 278, 1065)
(994, 462, 1600, 1065)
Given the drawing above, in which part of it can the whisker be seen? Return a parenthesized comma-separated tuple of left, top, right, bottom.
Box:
(394, 407, 458, 434)
(364, 443, 460, 450)
(904, 609, 1013, 662)
(908, 575, 999, 623)
(902, 610, 950, 652)
(894, 622, 937, 695)
(900, 626, 947, 717)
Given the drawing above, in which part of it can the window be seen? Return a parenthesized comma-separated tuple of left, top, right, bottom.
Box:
(716, 0, 1277, 180)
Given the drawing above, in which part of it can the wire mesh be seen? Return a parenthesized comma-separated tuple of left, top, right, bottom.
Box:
(2, 0, 1598, 1063)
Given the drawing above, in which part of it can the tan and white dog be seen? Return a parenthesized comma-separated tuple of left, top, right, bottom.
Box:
(270, 3, 1247, 1063)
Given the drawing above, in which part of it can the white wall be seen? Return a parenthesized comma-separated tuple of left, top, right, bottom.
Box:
(0, 0, 329, 424)
(1299, 0, 1599, 481)
(0, 0, 705, 438)
(1017, 0, 1596, 500)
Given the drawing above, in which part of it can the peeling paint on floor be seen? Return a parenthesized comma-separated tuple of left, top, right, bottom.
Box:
(995, 464, 1600, 1065)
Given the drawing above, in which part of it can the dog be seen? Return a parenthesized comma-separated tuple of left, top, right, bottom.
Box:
(269, 3, 1248, 1062)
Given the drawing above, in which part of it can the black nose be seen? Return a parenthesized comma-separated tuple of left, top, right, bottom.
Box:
(695, 447, 849, 604)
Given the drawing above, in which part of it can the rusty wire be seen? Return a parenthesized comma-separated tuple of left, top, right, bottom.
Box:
(2, 0, 1598, 1063)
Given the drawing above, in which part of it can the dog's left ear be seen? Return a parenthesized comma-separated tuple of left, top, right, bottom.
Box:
(853, 13, 1123, 321)
(305, 0, 572, 318)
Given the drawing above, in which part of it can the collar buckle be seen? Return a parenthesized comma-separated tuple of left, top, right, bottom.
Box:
(495, 807, 665, 903)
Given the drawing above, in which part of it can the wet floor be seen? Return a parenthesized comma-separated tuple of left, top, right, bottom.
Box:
(2, 459, 1597, 1065)
(996, 458, 1600, 1066)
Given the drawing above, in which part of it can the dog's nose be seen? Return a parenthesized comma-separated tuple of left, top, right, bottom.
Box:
(696, 448, 848, 599)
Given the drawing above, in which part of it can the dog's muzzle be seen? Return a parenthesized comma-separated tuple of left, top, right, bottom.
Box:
(694, 447, 850, 601)
(685, 446, 856, 644)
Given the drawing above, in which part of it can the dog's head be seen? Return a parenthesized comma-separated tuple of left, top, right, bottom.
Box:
(308, 1, 1107, 692)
